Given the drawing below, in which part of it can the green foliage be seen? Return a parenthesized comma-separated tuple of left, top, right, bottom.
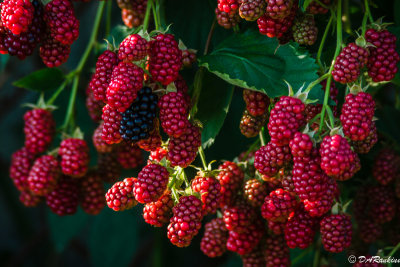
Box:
(89, 209, 141, 267)
(13, 68, 64, 92)
(196, 71, 234, 149)
(199, 29, 325, 103)
(48, 208, 90, 252)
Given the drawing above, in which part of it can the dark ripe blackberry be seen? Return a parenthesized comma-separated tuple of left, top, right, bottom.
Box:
(119, 87, 158, 143)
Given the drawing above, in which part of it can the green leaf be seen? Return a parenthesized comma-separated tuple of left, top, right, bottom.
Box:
(89, 209, 140, 267)
(199, 29, 324, 102)
(376, 107, 400, 145)
(196, 70, 234, 149)
(13, 68, 64, 92)
(48, 208, 90, 252)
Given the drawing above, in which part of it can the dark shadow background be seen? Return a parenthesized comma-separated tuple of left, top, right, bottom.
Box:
(0, 0, 399, 266)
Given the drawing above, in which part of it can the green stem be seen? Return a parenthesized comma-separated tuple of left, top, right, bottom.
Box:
(152, 0, 161, 30)
(259, 129, 266, 146)
(388, 242, 400, 267)
(190, 67, 204, 117)
(312, 238, 322, 267)
(305, 73, 330, 93)
(318, 0, 342, 135)
(343, 0, 352, 34)
(365, 0, 373, 23)
(105, 0, 112, 37)
(62, 76, 79, 131)
(76, 1, 105, 73)
(292, 247, 312, 265)
(198, 146, 208, 170)
(142, 0, 153, 31)
(46, 81, 67, 105)
(317, 14, 333, 71)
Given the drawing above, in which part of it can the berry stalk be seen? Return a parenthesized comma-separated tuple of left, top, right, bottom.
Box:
(62, 1, 105, 131)
(318, 0, 343, 134)
(316, 14, 333, 71)
(142, 0, 153, 31)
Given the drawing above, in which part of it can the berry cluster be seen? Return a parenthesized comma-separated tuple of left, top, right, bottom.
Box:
(0, 0, 79, 66)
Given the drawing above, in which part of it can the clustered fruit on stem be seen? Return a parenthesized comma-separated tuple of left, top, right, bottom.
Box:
(6, 0, 400, 266)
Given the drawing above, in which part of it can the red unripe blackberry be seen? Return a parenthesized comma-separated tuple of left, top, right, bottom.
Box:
(92, 123, 113, 153)
(200, 218, 228, 258)
(192, 175, 221, 215)
(306, 0, 330, 14)
(257, 2, 297, 38)
(43, 0, 79, 45)
(226, 219, 264, 255)
(158, 91, 190, 138)
(1, 0, 34, 35)
(216, 161, 244, 207)
(303, 181, 336, 217)
(268, 220, 286, 235)
(9, 147, 35, 192)
(27, 155, 59, 196)
(266, 0, 293, 19)
(319, 134, 357, 178)
(292, 15, 318, 46)
(148, 147, 167, 163)
(19, 190, 41, 207)
(372, 149, 399, 185)
(167, 124, 201, 168)
(105, 177, 137, 211)
(137, 121, 162, 152)
(86, 86, 104, 122)
(149, 34, 182, 86)
(118, 34, 149, 62)
(335, 154, 360, 181)
(268, 96, 306, 146)
(254, 142, 291, 176)
(332, 43, 369, 84)
(262, 188, 298, 222)
(264, 234, 291, 267)
(59, 138, 90, 178)
(133, 164, 169, 203)
(143, 190, 173, 227)
(121, 8, 142, 28)
(240, 110, 268, 138)
(284, 204, 319, 249)
(289, 132, 314, 158)
(116, 143, 143, 169)
(215, 8, 240, 29)
(46, 176, 79, 216)
(97, 152, 122, 183)
(239, 0, 266, 21)
(101, 104, 122, 144)
(217, 0, 239, 14)
(223, 204, 256, 233)
(320, 214, 352, 253)
(23, 108, 55, 155)
(365, 28, 400, 82)
(80, 171, 105, 215)
(2, 0, 45, 59)
(181, 49, 197, 68)
(39, 34, 71, 68)
(358, 218, 382, 244)
(243, 179, 269, 207)
(351, 122, 378, 154)
(174, 75, 191, 107)
(167, 195, 203, 247)
(243, 89, 270, 117)
(241, 245, 266, 267)
(340, 91, 375, 141)
(89, 50, 119, 103)
(292, 147, 330, 202)
(367, 186, 396, 224)
(106, 61, 144, 113)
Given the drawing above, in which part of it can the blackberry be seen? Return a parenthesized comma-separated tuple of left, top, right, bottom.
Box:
(79, 171, 105, 215)
(292, 15, 318, 46)
(266, 0, 293, 19)
(9, 147, 35, 192)
(119, 87, 158, 143)
(240, 110, 267, 138)
(261, 188, 298, 222)
(264, 235, 291, 267)
(200, 218, 228, 258)
(143, 190, 173, 227)
(372, 149, 399, 185)
(106, 177, 137, 211)
(239, 0, 266, 21)
(320, 214, 352, 253)
(46, 176, 79, 216)
(116, 143, 143, 169)
(215, 8, 240, 29)
(1, 0, 34, 35)
(254, 142, 292, 176)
